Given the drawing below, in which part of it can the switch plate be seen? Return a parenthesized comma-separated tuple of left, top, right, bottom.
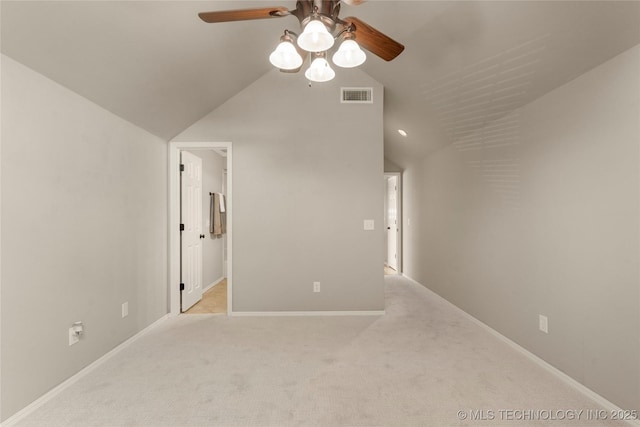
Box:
(363, 219, 374, 231)
(122, 302, 129, 318)
(69, 327, 79, 346)
(539, 314, 548, 334)
(313, 282, 321, 293)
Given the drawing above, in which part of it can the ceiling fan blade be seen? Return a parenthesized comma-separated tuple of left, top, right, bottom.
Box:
(341, 0, 366, 5)
(199, 7, 290, 23)
(343, 16, 404, 61)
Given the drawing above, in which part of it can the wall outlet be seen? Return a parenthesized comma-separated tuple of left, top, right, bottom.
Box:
(539, 314, 549, 334)
(122, 302, 129, 318)
(363, 219, 374, 231)
(68, 321, 83, 346)
(313, 282, 321, 293)
(69, 327, 80, 346)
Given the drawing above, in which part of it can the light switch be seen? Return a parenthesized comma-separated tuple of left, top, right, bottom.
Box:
(364, 219, 374, 231)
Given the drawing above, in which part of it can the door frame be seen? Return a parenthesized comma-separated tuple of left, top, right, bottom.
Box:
(168, 141, 233, 316)
(384, 172, 402, 274)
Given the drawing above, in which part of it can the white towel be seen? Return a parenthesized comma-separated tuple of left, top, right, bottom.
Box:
(219, 193, 226, 213)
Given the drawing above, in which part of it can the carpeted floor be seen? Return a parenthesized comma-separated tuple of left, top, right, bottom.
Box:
(13, 275, 628, 426)
(185, 280, 227, 314)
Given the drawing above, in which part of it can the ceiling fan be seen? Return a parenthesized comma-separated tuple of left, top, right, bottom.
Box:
(198, 0, 404, 83)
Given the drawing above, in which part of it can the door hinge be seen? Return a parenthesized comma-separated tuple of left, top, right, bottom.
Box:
(180, 224, 185, 231)
(180, 283, 185, 291)
(180, 164, 184, 172)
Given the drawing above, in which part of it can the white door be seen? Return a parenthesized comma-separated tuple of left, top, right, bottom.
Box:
(386, 176, 398, 271)
(181, 151, 203, 311)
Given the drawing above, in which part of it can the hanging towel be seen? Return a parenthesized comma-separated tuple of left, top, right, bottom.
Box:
(209, 193, 227, 236)
(209, 193, 216, 235)
(213, 193, 222, 236)
(219, 194, 227, 234)
(219, 193, 226, 213)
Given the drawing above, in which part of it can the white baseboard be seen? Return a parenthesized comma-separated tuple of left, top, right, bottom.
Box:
(401, 273, 640, 427)
(232, 310, 385, 317)
(203, 276, 225, 293)
(1, 314, 169, 427)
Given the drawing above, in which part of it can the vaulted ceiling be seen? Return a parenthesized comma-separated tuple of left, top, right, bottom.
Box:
(2, 1, 639, 168)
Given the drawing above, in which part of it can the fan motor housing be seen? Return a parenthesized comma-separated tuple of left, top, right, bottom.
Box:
(294, 0, 341, 31)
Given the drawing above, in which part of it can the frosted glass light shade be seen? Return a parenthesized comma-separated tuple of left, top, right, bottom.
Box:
(332, 39, 366, 68)
(305, 57, 335, 82)
(297, 20, 334, 52)
(269, 40, 303, 70)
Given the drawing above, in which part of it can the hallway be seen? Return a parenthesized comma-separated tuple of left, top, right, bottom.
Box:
(185, 280, 227, 314)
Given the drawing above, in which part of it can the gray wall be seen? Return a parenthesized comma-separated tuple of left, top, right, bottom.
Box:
(175, 69, 385, 312)
(402, 45, 640, 411)
(186, 150, 226, 288)
(384, 157, 403, 173)
(0, 55, 168, 421)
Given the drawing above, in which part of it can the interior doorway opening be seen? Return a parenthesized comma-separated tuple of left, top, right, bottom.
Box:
(169, 142, 232, 316)
(384, 173, 401, 275)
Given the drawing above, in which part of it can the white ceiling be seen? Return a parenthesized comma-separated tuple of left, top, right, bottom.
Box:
(2, 1, 639, 167)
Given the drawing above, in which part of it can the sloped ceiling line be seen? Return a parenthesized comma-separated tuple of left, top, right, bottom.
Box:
(3, 1, 640, 168)
(420, 33, 550, 143)
(419, 34, 555, 211)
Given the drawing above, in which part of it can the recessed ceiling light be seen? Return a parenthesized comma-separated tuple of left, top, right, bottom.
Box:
(398, 129, 408, 137)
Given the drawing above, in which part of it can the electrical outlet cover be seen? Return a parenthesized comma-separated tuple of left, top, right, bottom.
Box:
(69, 327, 79, 346)
(539, 315, 549, 334)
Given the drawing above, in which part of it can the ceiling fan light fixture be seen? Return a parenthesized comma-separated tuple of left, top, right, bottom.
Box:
(198, 3, 405, 84)
(297, 19, 335, 52)
(332, 39, 366, 68)
(305, 56, 335, 82)
(269, 36, 303, 70)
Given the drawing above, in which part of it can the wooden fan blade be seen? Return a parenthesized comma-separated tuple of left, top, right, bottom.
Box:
(342, 0, 366, 5)
(343, 16, 404, 61)
(199, 7, 290, 23)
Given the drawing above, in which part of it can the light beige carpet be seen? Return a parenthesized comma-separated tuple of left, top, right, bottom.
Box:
(12, 275, 630, 426)
(185, 279, 227, 314)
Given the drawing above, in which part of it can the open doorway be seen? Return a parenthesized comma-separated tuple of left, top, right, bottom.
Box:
(384, 173, 401, 275)
(182, 149, 228, 314)
(169, 142, 232, 316)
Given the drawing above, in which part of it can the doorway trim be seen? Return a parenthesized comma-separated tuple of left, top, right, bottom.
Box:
(168, 141, 233, 316)
(384, 172, 402, 274)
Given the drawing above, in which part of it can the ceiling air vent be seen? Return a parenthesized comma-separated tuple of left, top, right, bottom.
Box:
(341, 87, 373, 104)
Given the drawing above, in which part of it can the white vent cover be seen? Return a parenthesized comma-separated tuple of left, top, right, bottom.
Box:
(341, 87, 373, 104)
